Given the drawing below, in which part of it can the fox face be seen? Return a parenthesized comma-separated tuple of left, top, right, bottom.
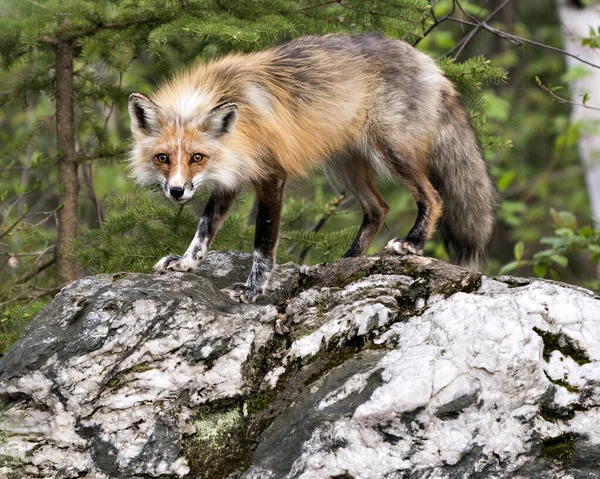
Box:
(128, 93, 239, 203)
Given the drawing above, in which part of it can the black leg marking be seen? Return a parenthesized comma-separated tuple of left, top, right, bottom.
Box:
(153, 187, 239, 273)
(405, 200, 428, 250)
(190, 187, 240, 257)
(344, 203, 388, 258)
(385, 200, 429, 256)
(379, 142, 442, 258)
(229, 175, 286, 303)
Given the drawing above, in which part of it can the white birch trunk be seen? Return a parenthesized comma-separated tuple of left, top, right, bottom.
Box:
(557, 0, 600, 227)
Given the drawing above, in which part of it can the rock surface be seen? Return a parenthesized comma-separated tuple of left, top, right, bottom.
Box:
(0, 251, 599, 478)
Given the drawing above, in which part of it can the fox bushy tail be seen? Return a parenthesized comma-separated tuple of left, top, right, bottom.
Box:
(429, 93, 497, 271)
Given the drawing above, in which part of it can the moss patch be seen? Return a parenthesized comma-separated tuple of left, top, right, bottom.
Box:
(533, 327, 591, 365)
(105, 362, 154, 391)
(434, 273, 482, 298)
(0, 454, 25, 479)
(542, 433, 576, 464)
(333, 271, 369, 289)
(247, 392, 273, 415)
(543, 371, 580, 393)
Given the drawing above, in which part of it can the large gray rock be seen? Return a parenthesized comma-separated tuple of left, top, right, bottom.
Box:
(0, 251, 599, 478)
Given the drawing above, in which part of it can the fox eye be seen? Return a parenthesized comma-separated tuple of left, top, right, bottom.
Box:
(190, 153, 205, 163)
(156, 153, 169, 164)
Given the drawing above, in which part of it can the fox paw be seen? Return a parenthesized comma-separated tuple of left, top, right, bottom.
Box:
(153, 254, 200, 273)
(385, 238, 423, 256)
(227, 282, 262, 304)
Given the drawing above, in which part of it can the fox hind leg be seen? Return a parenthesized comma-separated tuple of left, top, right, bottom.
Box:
(382, 144, 443, 257)
(328, 156, 389, 258)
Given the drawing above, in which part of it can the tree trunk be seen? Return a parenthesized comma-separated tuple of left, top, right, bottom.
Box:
(557, 0, 600, 228)
(55, 39, 79, 287)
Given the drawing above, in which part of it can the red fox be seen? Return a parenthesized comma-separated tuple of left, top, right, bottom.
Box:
(128, 33, 496, 303)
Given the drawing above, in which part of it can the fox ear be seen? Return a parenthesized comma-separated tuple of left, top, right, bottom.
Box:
(128, 93, 159, 136)
(202, 102, 238, 138)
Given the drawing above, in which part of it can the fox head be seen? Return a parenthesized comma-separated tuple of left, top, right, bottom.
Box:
(127, 93, 239, 203)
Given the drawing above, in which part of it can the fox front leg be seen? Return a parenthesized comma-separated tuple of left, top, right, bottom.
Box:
(153, 188, 239, 273)
(229, 175, 287, 303)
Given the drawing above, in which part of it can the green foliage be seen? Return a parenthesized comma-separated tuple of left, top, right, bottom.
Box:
(440, 56, 511, 153)
(0, 300, 46, 355)
(582, 26, 600, 49)
(73, 193, 213, 274)
(281, 227, 358, 263)
(440, 56, 508, 110)
(500, 209, 600, 292)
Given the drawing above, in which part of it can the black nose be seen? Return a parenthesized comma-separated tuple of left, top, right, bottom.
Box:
(170, 187, 184, 199)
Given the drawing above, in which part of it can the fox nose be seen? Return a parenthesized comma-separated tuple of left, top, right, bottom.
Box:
(170, 187, 185, 199)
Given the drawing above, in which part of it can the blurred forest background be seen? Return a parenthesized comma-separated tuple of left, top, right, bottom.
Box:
(1, 0, 600, 353)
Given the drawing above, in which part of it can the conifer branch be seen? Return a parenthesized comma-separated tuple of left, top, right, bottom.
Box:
(0, 246, 55, 258)
(413, 0, 455, 46)
(0, 282, 55, 308)
(79, 53, 135, 228)
(38, 36, 59, 45)
(298, 193, 349, 263)
(75, 148, 128, 163)
(298, 1, 343, 11)
(37, 14, 166, 45)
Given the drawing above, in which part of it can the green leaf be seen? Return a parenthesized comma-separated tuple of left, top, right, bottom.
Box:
(582, 92, 590, 106)
(514, 241, 524, 261)
(550, 209, 577, 230)
(534, 264, 548, 277)
(551, 255, 569, 267)
(497, 170, 517, 192)
(499, 260, 525, 275)
(555, 228, 575, 238)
